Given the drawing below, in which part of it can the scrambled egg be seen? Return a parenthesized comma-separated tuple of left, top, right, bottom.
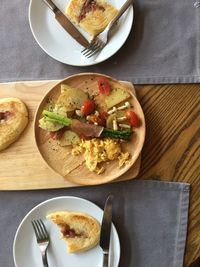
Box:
(72, 138, 130, 174)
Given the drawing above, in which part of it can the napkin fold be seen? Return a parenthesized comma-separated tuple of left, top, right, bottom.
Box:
(0, 179, 190, 267)
(0, 0, 199, 83)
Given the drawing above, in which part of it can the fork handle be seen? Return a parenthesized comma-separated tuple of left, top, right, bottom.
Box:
(102, 252, 109, 267)
(41, 251, 49, 267)
(106, 0, 134, 32)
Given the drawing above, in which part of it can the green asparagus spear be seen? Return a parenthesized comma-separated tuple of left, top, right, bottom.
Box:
(101, 128, 133, 140)
(42, 110, 71, 126)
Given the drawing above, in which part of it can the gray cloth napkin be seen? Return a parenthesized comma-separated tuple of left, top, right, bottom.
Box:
(0, 180, 190, 267)
(0, 0, 200, 84)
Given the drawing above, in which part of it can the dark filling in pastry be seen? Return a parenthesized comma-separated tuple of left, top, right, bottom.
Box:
(60, 224, 84, 238)
(78, 0, 105, 22)
(0, 111, 11, 120)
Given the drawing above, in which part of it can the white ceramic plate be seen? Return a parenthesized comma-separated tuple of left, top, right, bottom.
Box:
(28, 0, 133, 66)
(13, 196, 120, 267)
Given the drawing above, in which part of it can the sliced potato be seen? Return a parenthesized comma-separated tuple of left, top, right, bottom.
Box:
(105, 88, 130, 109)
(39, 117, 64, 132)
(53, 104, 68, 117)
(57, 84, 88, 112)
(59, 130, 80, 146)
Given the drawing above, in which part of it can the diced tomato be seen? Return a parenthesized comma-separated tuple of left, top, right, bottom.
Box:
(88, 112, 108, 126)
(81, 100, 95, 115)
(98, 111, 108, 126)
(99, 111, 108, 120)
(98, 78, 111, 95)
(50, 128, 66, 140)
(126, 110, 140, 127)
(88, 115, 99, 123)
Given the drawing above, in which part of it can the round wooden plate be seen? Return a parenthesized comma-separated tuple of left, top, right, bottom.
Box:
(34, 73, 146, 185)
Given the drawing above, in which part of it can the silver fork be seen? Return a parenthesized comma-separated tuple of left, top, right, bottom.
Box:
(82, 0, 133, 58)
(31, 219, 50, 267)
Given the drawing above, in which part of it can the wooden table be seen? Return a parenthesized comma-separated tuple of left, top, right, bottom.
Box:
(0, 82, 199, 266)
(135, 84, 200, 267)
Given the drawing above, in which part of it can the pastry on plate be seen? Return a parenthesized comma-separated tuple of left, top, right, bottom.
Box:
(66, 0, 118, 37)
(47, 211, 100, 253)
(0, 98, 28, 151)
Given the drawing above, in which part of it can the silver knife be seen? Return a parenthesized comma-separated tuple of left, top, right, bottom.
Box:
(42, 0, 90, 47)
(100, 195, 113, 267)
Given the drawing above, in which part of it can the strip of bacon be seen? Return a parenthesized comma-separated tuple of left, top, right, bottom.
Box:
(71, 119, 104, 137)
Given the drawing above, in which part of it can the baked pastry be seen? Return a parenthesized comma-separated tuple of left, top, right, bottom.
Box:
(47, 211, 100, 253)
(66, 0, 118, 37)
(0, 98, 28, 151)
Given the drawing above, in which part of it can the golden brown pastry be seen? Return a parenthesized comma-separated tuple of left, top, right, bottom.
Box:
(66, 0, 118, 37)
(0, 98, 28, 151)
(47, 211, 100, 253)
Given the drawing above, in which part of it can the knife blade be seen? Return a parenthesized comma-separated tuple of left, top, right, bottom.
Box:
(100, 195, 113, 267)
(42, 0, 90, 47)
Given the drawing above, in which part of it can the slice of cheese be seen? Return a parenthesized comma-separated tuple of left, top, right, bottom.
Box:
(47, 211, 100, 253)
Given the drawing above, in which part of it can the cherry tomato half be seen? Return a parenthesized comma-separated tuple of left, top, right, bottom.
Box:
(81, 100, 95, 116)
(126, 110, 140, 127)
(98, 78, 111, 95)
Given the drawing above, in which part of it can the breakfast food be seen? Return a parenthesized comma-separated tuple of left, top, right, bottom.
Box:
(66, 0, 118, 37)
(38, 77, 141, 175)
(72, 138, 130, 174)
(0, 98, 28, 151)
(47, 211, 100, 253)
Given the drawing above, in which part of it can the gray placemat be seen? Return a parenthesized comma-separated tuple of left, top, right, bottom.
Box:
(0, 179, 190, 267)
(0, 0, 200, 84)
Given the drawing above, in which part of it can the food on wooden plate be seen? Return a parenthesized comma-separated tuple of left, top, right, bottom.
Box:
(47, 211, 100, 253)
(72, 138, 130, 174)
(66, 0, 118, 37)
(38, 78, 141, 174)
(0, 98, 28, 151)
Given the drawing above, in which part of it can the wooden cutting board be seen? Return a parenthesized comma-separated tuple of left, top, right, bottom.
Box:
(0, 80, 141, 190)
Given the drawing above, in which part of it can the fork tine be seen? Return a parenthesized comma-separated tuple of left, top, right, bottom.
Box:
(35, 220, 44, 239)
(84, 40, 102, 57)
(39, 219, 49, 239)
(81, 43, 93, 53)
(36, 219, 47, 239)
(82, 42, 97, 56)
(31, 220, 40, 240)
(87, 42, 104, 58)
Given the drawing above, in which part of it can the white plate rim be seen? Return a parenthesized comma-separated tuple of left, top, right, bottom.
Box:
(28, 0, 134, 66)
(13, 196, 121, 267)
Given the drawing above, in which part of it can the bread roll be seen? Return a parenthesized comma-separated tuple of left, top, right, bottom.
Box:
(47, 211, 100, 253)
(0, 98, 28, 151)
(66, 0, 118, 37)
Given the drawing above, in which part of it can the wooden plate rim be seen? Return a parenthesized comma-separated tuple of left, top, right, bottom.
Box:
(34, 73, 146, 185)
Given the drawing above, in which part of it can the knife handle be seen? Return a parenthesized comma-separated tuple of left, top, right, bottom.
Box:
(42, 0, 58, 13)
(102, 252, 109, 267)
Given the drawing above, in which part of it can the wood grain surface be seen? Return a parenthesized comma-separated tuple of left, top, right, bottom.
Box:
(135, 84, 200, 267)
(0, 81, 199, 266)
(0, 80, 141, 190)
